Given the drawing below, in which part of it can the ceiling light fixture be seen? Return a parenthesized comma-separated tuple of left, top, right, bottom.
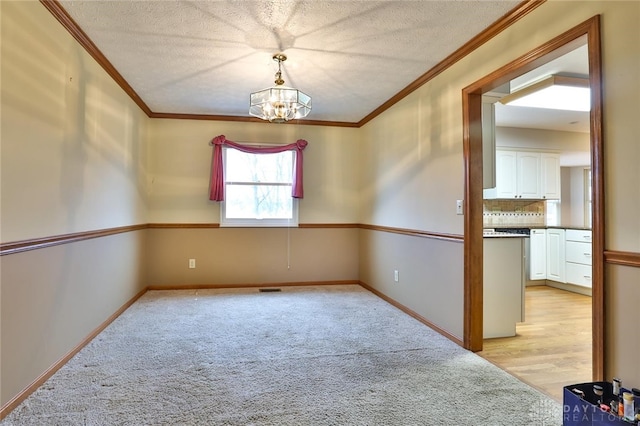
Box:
(249, 54, 311, 123)
(500, 75, 590, 112)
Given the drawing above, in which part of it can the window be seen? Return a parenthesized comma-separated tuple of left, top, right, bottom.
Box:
(221, 147, 298, 227)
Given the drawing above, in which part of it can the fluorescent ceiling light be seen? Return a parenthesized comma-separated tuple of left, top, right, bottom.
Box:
(500, 75, 590, 112)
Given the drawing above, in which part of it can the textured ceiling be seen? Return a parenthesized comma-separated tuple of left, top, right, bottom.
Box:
(58, 0, 523, 124)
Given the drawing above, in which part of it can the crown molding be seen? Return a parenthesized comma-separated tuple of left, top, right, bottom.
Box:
(40, 0, 543, 128)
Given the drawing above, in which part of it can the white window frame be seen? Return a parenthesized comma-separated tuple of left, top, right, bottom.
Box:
(220, 146, 299, 227)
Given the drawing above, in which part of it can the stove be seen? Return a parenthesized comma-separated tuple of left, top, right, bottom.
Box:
(493, 227, 531, 235)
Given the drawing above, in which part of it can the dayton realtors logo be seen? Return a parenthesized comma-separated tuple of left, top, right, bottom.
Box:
(528, 398, 563, 425)
(562, 401, 620, 424)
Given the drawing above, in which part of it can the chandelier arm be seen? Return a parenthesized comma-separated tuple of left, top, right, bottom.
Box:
(249, 53, 311, 122)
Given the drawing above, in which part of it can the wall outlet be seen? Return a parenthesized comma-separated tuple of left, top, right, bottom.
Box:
(394, 269, 399, 282)
(189, 259, 196, 269)
(456, 199, 464, 215)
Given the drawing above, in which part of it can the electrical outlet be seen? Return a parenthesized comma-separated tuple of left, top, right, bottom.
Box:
(189, 259, 196, 269)
(394, 269, 399, 282)
(456, 199, 464, 215)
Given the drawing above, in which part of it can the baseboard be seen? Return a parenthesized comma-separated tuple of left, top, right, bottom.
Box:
(545, 281, 592, 297)
(358, 281, 464, 347)
(0, 287, 148, 420)
(147, 280, 359, 291)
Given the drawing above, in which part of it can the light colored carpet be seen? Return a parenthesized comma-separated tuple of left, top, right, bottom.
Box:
(2, 285, 562, 425)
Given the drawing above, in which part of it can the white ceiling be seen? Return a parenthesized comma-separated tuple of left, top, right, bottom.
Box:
(58, 0, 522, 124)
(495, 44, 590, 133)
(56, 1, 589, 132)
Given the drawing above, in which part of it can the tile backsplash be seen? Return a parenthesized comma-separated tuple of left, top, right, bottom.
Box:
(483, 200, 546, 227)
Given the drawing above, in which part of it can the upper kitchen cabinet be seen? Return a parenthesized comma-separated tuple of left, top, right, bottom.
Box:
(517, 151, 542, 198)
(484, 149, 560, 200)
(486, 150, 517, 198)
(541, 153, 561, 199)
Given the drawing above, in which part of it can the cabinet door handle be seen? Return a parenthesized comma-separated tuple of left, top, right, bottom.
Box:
(584, 275, 592, 280)
(584, 253, 591, 256)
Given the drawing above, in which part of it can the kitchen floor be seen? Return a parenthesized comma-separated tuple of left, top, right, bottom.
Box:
(479, 285, 592, 402)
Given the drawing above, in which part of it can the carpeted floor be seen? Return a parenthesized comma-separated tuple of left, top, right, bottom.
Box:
(2, 285, 562, 425)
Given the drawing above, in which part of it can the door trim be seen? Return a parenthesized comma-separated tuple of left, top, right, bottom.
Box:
(462, 15, 604, 380)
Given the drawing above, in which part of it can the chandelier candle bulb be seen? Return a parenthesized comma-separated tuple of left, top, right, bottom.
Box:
(249, 53, 312, 123)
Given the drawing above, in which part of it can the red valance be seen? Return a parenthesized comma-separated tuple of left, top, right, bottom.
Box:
(209, 135, 308, 201)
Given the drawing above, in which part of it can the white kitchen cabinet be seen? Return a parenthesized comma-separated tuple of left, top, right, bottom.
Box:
(541, 153, 561, 199)
(565, 229, 592, 288)
(484, 150, 517, 199)
(529, 228, 547, 280)
(566, 240, 592, 264)
(516, 151, 542, 199)
(566, 263, 592, 287)
(566, 229, 592, 243)
(483, 149, 560, 200)
(484, 236, 524, 338)
(546, 228, 566, 283)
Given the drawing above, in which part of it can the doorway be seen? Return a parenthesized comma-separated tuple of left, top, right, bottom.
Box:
(461, 15, 604, 383)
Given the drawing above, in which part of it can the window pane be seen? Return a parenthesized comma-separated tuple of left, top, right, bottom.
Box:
(225, 184, 293, 219)
(225, 150, 293, 183)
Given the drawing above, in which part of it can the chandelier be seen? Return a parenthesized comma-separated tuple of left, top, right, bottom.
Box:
(249, 54, 312, 123)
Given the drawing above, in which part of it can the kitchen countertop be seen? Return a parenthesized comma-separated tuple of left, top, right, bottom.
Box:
(546, 225, 592, 231)
(483, 229, 528, 238)
(483, 226, 592, 232)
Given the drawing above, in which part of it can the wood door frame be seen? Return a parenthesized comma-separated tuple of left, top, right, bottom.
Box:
(462, 15, 604, 380)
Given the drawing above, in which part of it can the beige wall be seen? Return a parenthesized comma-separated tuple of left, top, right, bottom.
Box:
(0, 232, 146, 407)
(147, 119, 360, 225)
(1, 1, 149, 408)
(358, 80, 467, 338)
(598, 0, 640, 382)
(606, 266, 640, 382)
(0, 1, 149, 243)
(359, 230, 464, 340)
(144, 118, 362, 291)
(358, 0, 640, 384)
(146, 227, 359, 288)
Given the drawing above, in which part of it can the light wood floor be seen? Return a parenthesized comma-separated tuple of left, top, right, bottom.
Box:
(479, 285, 592, 402)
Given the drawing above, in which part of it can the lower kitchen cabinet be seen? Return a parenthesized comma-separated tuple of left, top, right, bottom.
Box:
(565, 262, 592, 287)
(529, 229, 547, 280)
(546, 228, 566, 282)
(565, 229, 592, 288)
(529, 228, 592, 290)
(484, 236, 524, 338)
